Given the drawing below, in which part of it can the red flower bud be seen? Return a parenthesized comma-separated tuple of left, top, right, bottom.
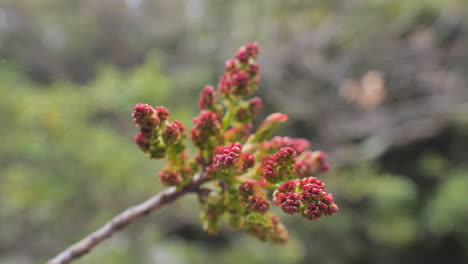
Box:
(248, 97, 263, 117)
(232, 71, 249, 96)
(273, 192, 301, 215)
(235, 47, 250, 63)
(132, 104, 159, 129)
(240, 153, 256, 171)
(134, 130, 151, 152)
(155, 106, 170, 121)
(225, 59, 237, 71)
(275, 147, 297, 164)
(165, 121, 183, 144)
(248, 63, 260, 76)
(193, 112, 220, 129)
(261, 156, 278, 182)
(239, 181, 255, 197)
(248, 196, 270, 213)
(208, 142, 243, 171)
(276, 180, 297, 193)
(273, 177, 338, 220)
(245, 42, 259, 58)
(158, 170, 182, 186)
(199, 85, 216, 110)
(217, 73, 232, 96)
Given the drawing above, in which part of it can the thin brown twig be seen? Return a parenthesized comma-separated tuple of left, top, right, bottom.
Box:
(48, 172, 209, 264)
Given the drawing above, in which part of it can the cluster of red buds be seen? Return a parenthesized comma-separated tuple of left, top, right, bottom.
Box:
(132, 104, 180, 158)
(218, 43, 260, 98)
(273, 177, 338, 220)
(261, 147, 297, 184)
(238, 180, 270, 213)
(131, 42, 338, 243)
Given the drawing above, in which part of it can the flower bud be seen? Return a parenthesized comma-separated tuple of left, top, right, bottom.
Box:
(134, 130, 151, 152)
(155, 106, 170, 121)
(158, 170, 182, 186)
(132, 104, 159, 129)
(240, 153, 256, 171)
(199, 85, 216, 110)
(248, 97, 263, 117)
(208, 142, 242, 171)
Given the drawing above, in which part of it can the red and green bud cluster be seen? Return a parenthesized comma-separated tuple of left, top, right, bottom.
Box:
(243, 213, 288, 243)
(133, 104, 186, 159)
(199, 189, 225, 235)
(158, 170, 182, 186)
(199, 85, 217, 110)
(239, 181, 270, 214)
(234, 97, 263, 124)
(261, 147, 297, 184)
(189, 111, 224, 159)
(273, 177, 338, 220)
(206, 142, 244, 178)
(131, 42, 338, 244)
(218, 42, 260, 98)
(132, 103, 159, 130)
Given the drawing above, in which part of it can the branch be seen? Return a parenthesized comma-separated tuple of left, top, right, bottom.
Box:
(48, 172, 209, 264)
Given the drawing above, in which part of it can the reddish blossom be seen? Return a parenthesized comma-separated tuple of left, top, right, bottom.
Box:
(261, 156, 278, 182)
(314, 151, 329, 172)
(299, 177, 326, 189)
(165, 121, 184, 144)
(232, 71, 249, 95)
(248, 63, 260, 76)
(193, 112, 220, 129)
(248, 97, 263, 117)
(248, 196, 270, 213)
(225, 59, 237, 71)
(158, 170, 182, 186)
(275, 147, 297, 164)
(273, 192, 301, 214)
(132, 103, 159, 129)
(273, 177, 338, 220)
(239, 181, 255, 197)
(276, 180, 297, 193)
(217, 73, 232, 95)
(240, 153, 256, 171)
(134, 130, 151, 152)
(155, 106, 170, 121)
(239, 180, 270, 214)
(245, 42, 259, 58)
(199, 85, 216, 110)
(300, 183, 323, 201)
(209, 142, 242, 170)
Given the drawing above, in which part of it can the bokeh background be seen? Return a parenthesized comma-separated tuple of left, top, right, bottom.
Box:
(1, 0, 468, 263)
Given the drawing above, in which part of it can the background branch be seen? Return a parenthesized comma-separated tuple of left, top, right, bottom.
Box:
(48, 172, 208, 264)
